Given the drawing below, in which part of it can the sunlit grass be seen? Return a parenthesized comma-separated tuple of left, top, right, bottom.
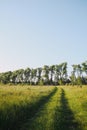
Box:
(0, 85, 87, 130)
(63, 86, 87, 130)
(21, 85, 87, 130)
(0, 84, 55, 130)
(21, 87, 60, 130)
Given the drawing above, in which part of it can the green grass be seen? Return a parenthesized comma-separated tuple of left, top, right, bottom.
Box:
(0, 85, 87, 130)
(0, 84, 55, 130)
(64, 86, 87, 130)
(20, 86, 87, 130)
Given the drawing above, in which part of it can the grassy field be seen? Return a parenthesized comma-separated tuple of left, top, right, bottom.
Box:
(0, 84, 55, 130)
(0, 85, 87, 130)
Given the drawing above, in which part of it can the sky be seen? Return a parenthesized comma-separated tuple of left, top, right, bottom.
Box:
(0, 0, 87, 73)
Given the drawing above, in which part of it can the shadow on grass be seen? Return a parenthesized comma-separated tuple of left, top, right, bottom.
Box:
(20, 87, 59, 130)
(0, 87, 57, 130)
(16, 87, 57, 130)
(54, 88, 82, 130)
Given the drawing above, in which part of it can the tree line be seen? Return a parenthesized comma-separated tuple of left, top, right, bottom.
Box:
(0, 61, 87, 86)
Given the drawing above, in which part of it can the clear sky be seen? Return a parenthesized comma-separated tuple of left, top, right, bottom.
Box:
(0, 0, 87, 72)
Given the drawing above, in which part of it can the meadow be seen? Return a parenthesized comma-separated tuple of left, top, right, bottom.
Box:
(0, 85, 87, 130)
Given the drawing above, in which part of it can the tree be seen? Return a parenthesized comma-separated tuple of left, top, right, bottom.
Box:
(0, 71, 12, 84)
(37, 67, 42, 84)
(82, 61, 87, 75)
(61, 62, 67, 83)
(49, 65, 55, 85)
(42, 65, 49, 85)
(24, 68, 31, 83)
(55, 62, 67, 85)
(71, 64, 82, 86)
(54, 65, 60, 85)
(15, 69, 24, 83)
(81, 61, 87, 84)
(70, 71, 76, 86)
(30, 69, 37, 85)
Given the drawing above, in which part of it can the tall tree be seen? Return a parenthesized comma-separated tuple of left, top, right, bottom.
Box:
(42, 65, 49, 85)
(24, 68, 31, 83)
(56, 62, 67, 85)
(71, 64, 82, 86)
(15, 69, 24, 83)
(81, 61, 87, 84)
(30, 69, 37, 85)
(37, 67, 42, 84)
(49, 65, 55, 85)
(0, 71, 12, 84)
(10, 70, 19, 83)
(82, 61, 87, 76)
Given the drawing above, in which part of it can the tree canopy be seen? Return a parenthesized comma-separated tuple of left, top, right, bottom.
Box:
(0, 61, 87, 85)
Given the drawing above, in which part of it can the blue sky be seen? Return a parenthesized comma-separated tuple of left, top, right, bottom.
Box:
(0, 0, 87, 72)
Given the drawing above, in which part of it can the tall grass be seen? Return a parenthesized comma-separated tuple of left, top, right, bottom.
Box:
(0, 84, 55, 130)
(0, 85, 87, 130)
(21, 86, 87, 130)
(64, 86, 87, 130)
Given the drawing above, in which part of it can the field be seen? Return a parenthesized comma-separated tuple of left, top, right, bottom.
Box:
(0, 85, 87, 130)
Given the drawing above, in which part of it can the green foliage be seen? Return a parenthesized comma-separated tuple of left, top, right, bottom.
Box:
(76, 76, 83, 87)
(38, 79, 44, 86)
(0, 62, 68, 85)
(0, 71, 12, 84)
(1, 61, 87, 85)
(58, 79, 64, 85)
